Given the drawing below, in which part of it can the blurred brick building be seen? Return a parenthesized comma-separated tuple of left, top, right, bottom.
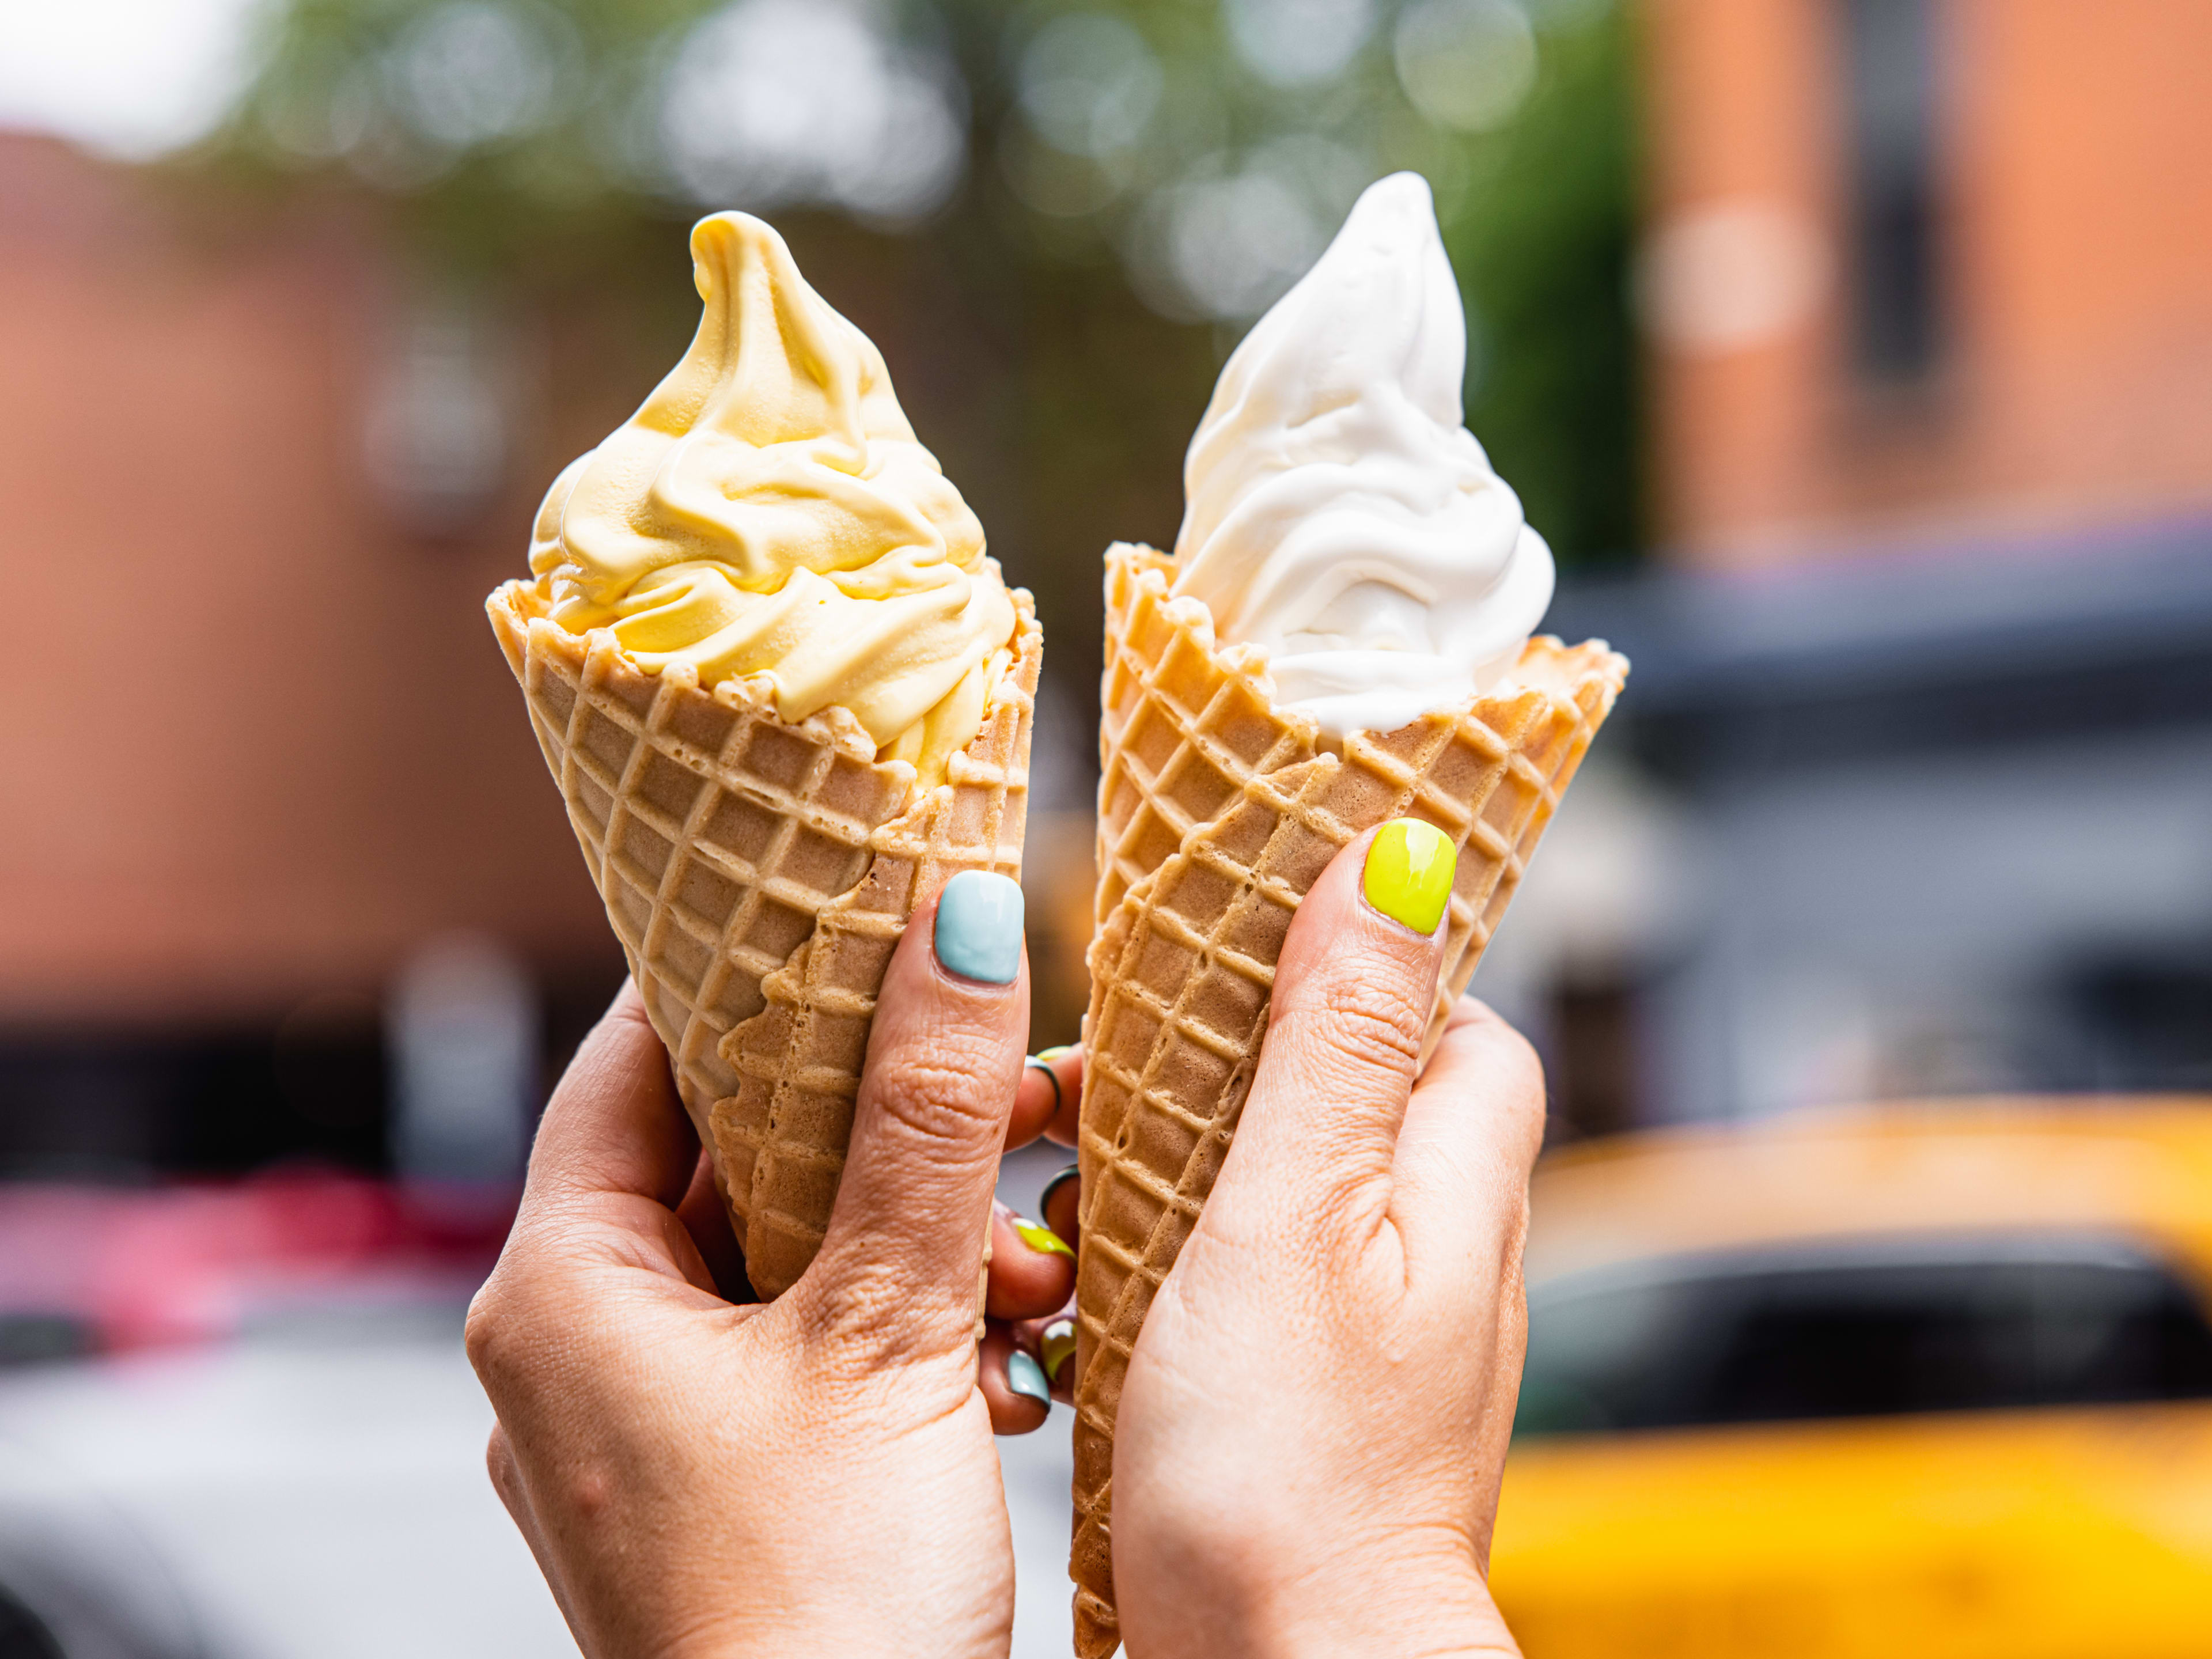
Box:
(1642, 0, 2212, 559)
(1535, 0, 2212, 1130)
(0, 131, 1097, 1177)
(8, 0, 2208, 1165)
(0, 134, 620, 1174)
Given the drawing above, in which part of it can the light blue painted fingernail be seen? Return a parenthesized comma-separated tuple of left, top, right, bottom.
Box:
(934, 870, 1024, 986)
(1006, 1349, 1051, 1407)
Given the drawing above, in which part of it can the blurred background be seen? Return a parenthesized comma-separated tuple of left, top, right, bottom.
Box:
(2, 0, 2210, 1653)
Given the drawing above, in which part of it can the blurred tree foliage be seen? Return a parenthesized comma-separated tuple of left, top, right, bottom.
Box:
(207, 0, 1639, 714)
(1448, 10, 1640, 578)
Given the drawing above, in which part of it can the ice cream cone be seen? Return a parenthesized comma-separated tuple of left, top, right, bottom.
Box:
(490, 578, 1040, 1301)
(1069, 542, 1624, 1657)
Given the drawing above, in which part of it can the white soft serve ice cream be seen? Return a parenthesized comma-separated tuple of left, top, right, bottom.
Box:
(1169, 172, 1556, 737)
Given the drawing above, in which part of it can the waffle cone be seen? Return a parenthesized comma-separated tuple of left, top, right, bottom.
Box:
(489, 578, 1040, 1301)
(1069, 544, 1626, 1656)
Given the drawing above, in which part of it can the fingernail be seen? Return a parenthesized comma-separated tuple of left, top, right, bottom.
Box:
(1036, 1044, 1074, 1062)
(1012, 1217, 1075, 1260)
(934, 870, 1024, 985)
(1038, 1162, 1080, 1216)
(1006, 1349, 1051, 1407)
(1040, 1317, 1077, 1384)
(1363, 819, 1456, 936)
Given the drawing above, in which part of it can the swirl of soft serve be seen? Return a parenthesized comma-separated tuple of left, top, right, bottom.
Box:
(1169, 172, 1555, 738)
(532, 211, 1015, 788)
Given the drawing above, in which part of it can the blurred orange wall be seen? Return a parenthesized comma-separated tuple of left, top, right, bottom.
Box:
(1646, 0, 2212, 562)
(0, 136, 608, 1024)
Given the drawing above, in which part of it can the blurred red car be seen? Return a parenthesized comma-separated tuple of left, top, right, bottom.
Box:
(0, 1173, 509, 1361)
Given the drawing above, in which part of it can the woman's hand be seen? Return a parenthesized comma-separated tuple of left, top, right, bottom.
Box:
(467, 871, 1073, 1659)
(1107, 824, 1547, 1659)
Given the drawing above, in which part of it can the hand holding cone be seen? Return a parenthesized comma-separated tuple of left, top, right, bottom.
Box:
(488, 209, 1038, 1302)
(1069, 543, 1625, 1656)
(488, 580, 1040, 1299)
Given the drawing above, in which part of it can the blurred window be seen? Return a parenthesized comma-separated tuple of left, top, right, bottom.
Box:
(1839, 0, 1942, 380)
(1516, 1233, 2212, 1437)
(2061, 959, 2212, 1093)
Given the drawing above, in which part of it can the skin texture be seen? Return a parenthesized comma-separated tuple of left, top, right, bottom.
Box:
(1105, 831, 1544, 1659)
(466, 889, 1074, 1659)
(469, 831, 1543, 1658)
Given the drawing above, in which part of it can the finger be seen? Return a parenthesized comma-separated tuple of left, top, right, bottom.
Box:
(1006, 1045, 1082, 1150)
(1040, 1046, 1082, 1145)
(1024, 1310, 1078, 1403)
(802, 870, 1031, 1338)
(1209, 820, 1453, 1222)
(1389, 997, 1547, 1289)
(1389, 997, 1543, 1558)
(522, 980, 696, 1213)
(984, 1199, 1077, 1321)
(1037, 1160, 1081, 1249)
(980, 1323, 1053, 1434)
(486, 982, 723, 1302)
(673, 1149, 752, 1302)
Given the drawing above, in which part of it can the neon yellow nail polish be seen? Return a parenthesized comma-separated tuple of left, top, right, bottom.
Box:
(1363, 819, 1456, 935)
(1012, 1218, 1075, 1260)
(1040, 1317, 1077, 1383)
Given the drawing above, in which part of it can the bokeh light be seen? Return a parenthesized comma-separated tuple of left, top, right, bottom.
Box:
(1135, 166, 1324, 322)
(385, 2, 566, 154)
(1395, 0, 1540, 132)
(659, 0, 966, 219)
(1636, 198, 1832, 355)
(1014, 13, 1161, 161)
(1222, 0, 1377, 88)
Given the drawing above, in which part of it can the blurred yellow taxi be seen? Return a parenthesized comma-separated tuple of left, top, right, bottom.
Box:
(1489, 1100, 2212, 1659)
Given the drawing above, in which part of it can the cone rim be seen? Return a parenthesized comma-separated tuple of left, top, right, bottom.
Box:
(1104, 539, 1628, 745)
(487, 572, 1041, 789)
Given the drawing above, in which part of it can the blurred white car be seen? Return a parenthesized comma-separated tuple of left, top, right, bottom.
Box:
(0, 1302, 1082, 1659)
(0, 1300, 574, 1659)
(0, 1160, 1082, 1659)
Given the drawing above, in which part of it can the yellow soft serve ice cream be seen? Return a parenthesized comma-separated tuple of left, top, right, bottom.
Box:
(531, 211, 1017, 787)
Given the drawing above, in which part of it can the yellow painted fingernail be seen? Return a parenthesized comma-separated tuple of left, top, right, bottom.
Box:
(1012, 1218, 1075, 1260)
(1040, 1317, 1077, 1384)
(1363, 819, 1456, 935)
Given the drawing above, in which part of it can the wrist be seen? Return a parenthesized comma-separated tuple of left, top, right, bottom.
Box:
(1243, 1565, 1516, 1659)
(1125, 1531, 1518, 1659)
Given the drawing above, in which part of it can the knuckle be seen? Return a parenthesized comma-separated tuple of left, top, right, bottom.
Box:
(1284, 990, 1425, 1084)
(483, 1427, 517, 1498)
(464, 1270, 541, 1390)
(1279, 938, 1430, 1048)
(463, 1285, 506, 1378)
(866, 1041, 1006, 1154)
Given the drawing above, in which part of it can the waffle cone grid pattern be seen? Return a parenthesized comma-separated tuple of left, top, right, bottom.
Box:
(713, 610, 1039, 1298)
(490, 581, 1040, 1301)
(1068, 545, 1625, 1657)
